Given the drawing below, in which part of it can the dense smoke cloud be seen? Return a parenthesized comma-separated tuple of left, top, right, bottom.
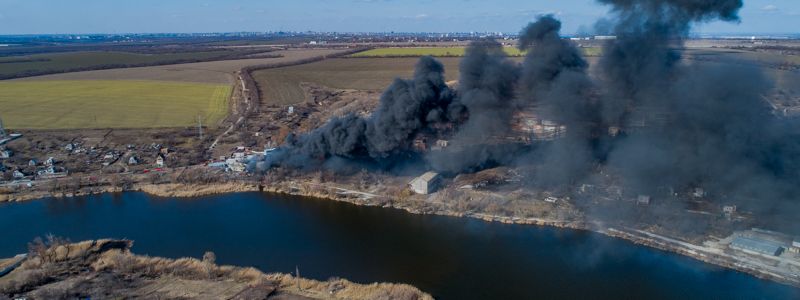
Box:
(427, 40, 520, 173)
(266, 56, 454, 170)
(262, 0, 800, 226)
(516, 15, 599, 186)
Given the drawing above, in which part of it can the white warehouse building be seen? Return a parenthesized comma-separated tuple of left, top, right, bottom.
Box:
(409, 171, 441, 195)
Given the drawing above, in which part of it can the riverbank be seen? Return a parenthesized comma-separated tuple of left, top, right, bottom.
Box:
(0, 239, 433, 299)
(259, 182, 800, 289)
(0, 182, 259, 202)
(2, 179, 799, 289)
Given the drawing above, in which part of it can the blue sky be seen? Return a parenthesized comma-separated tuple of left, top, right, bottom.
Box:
(0, 0, 797, 34)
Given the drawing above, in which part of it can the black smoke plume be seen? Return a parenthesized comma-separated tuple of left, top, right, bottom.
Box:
(261, 0, 800, 230)
(266, 56, 454, 170)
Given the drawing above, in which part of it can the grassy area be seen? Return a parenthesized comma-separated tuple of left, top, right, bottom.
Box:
(0, 50, 233, 79)
(253, 57, 466, 105)
(0, 80, 230, 129)
(350, 47, 603, 58)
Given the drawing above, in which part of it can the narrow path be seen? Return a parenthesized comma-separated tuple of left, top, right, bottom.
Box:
(209, 75, 249, 151)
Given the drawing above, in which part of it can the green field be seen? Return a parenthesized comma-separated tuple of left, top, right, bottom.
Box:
(0, 51, 233, 79)
(350, 47, 603, 58)
(0, 80, 230, 129)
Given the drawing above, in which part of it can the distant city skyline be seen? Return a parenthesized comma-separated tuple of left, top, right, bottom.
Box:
(0, 0, 798, 35)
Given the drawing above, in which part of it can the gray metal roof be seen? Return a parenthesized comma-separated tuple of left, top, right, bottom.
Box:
(410, 171, 440, 185)
(731, 236, 784, 256)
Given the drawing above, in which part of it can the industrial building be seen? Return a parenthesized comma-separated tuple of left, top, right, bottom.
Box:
(730, 236, 785, 256)
(409, 171, 441, 195)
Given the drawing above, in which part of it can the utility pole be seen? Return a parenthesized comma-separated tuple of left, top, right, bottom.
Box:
(197, 114, 203, 140)
(0, 116, 6, 138)
(295, 265, 301, 291)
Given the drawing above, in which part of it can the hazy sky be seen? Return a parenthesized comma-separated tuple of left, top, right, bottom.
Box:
(0, 0, 797, 35)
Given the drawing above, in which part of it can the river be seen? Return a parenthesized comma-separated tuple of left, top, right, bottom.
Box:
(0, 192, 797, 299)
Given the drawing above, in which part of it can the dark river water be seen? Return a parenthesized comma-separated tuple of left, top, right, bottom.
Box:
(0, 192, 798, 299)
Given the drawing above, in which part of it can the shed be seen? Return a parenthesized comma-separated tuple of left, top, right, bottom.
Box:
(0, 149, 11, 158)
(155, 154, 166, 167)
(128, 156, 139, 165)
(409, 171, 441, 195)
(730, 236, 784, 256)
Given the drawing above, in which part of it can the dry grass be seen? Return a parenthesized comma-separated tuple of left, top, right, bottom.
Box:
(253, 57, 465, 105)
(0, 50, 231, 78)
(1, 239, 434, 300)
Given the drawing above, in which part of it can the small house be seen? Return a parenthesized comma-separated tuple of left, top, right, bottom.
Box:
(13, 170, 25, 179)
(636, 195, 651, 206)
(128, 156, 139, 165)
(790, 239, 800, 254)
(64, 143, 74, 151)
(0, 149, 12, 158)
(28, 159, 37, 166)
(233, 152, 246, 160)
(45, 157, 56, 166)
(160, 147, 170, 155)
(692, 187, 706, 198)
(431, 140, 449, 151)
(723, 205, 737, 214)
(409, 171, 441, 195)
(155, 154, 166, 167)
(545, 196, 559, 203)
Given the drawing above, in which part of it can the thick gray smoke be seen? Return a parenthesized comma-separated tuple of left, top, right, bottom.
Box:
(266, 56, 454, 170)
(516, 15, 599, 187)
(263, 0, 800, 228)
(427, 40, 521, 173)
(592, 0, 800, 222)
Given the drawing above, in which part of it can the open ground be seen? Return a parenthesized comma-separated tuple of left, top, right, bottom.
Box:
(0, 50, 235, 79)
(15, 49, 345, 85)
(253, 57, 465, 106)
(350, 46, 603, 57)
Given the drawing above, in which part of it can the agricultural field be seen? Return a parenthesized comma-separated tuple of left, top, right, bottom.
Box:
(0, 50, 235, 79)
(0, 80, 230, 129)
(17, 49, 345, 84)
(253, 57, 465, 105)
(350, 46, 603, 57)
(255, 48, 799, 107)
(351, 47, 524, 57)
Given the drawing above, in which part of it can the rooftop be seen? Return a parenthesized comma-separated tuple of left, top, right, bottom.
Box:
(730, 236, 785, 256)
